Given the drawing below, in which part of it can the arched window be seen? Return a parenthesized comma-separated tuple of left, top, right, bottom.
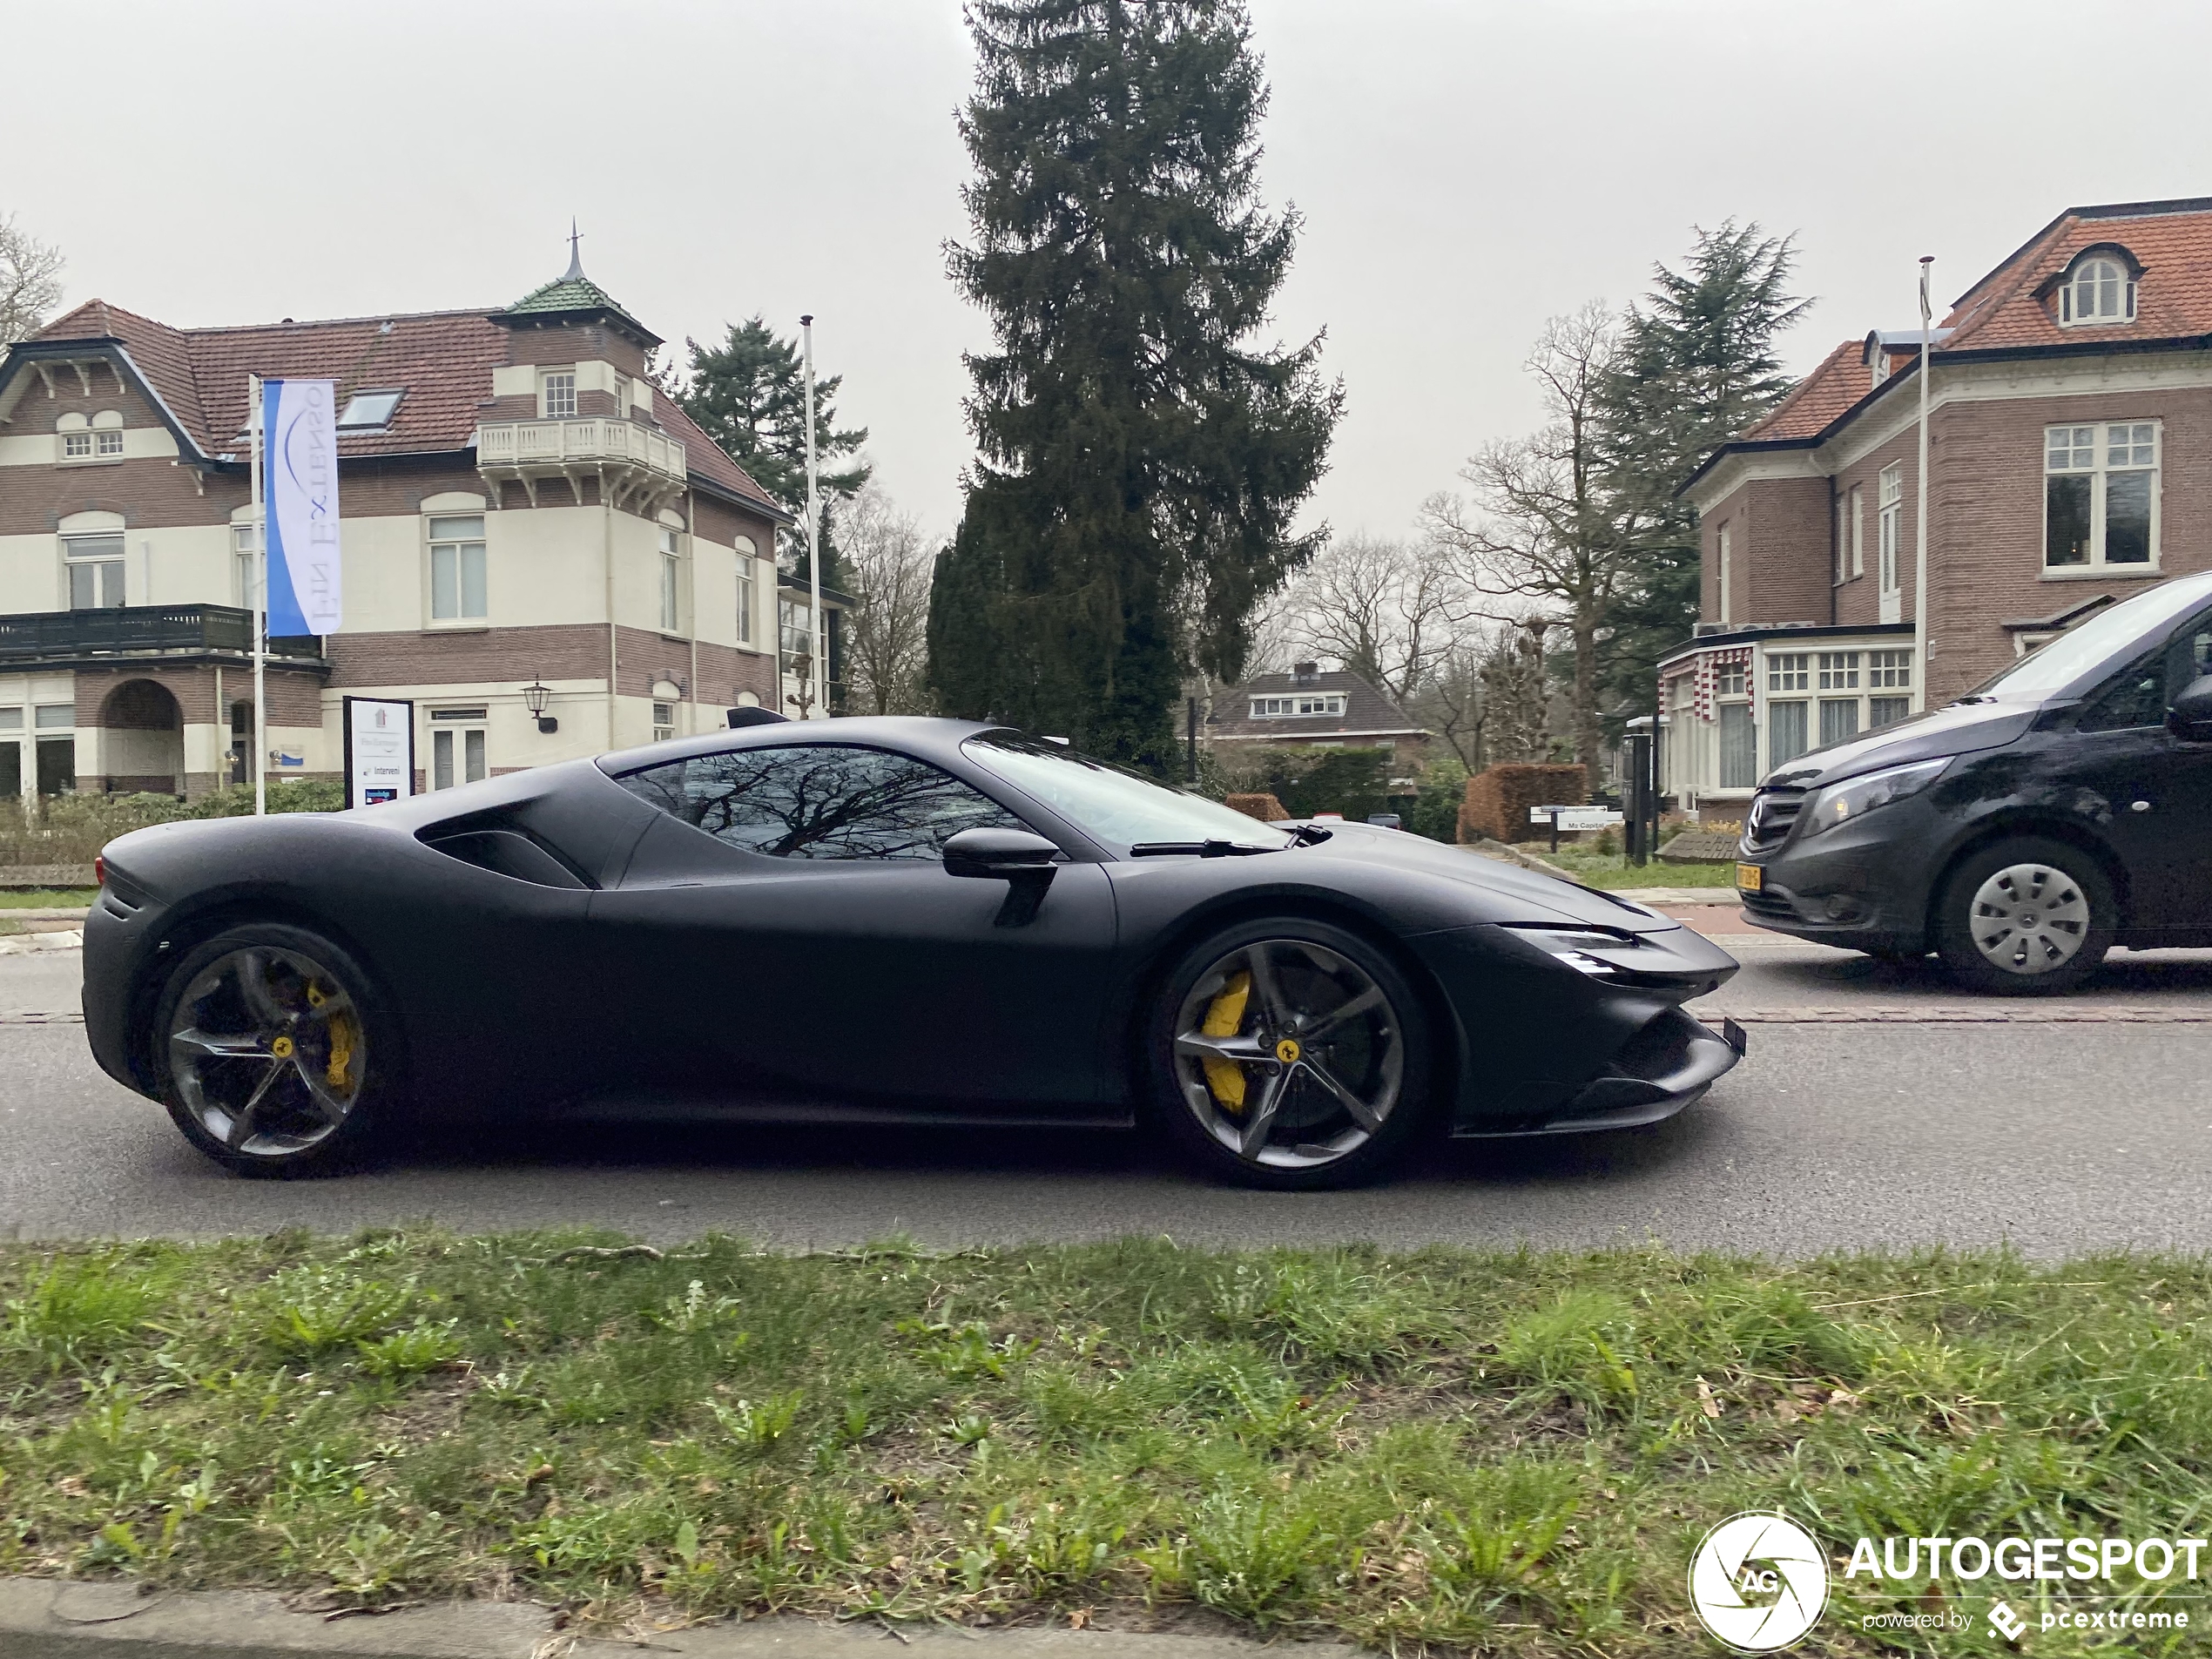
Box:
(2060, 255, 2135, 326)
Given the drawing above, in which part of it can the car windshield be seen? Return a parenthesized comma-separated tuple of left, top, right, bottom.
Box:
(962, 734, 1294, 853)
(1966, 572, 2212, 700)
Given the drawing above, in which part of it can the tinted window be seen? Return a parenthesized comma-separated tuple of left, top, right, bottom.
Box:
(617, 745, 1022, 860)
(2076, 645, 2168, 732)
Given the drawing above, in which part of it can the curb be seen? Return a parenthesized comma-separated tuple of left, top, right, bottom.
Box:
(0, 930, 83, 955)
(0, 1579, 1347, 1659)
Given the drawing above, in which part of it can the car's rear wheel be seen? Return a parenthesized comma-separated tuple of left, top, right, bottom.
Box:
(152, 923, 390, 1175)
(1932, 837, 2114, 995)
(1149, 919, 1433, 1190)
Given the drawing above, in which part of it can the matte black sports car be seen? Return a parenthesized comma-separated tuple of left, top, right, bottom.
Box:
(83, 718, 1744, 1189)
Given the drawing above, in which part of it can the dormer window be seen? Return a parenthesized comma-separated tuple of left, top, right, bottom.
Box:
(1251, 692, 1346, 718)
(2060, 255, 2136, 326)
(335, 389, 403, 432)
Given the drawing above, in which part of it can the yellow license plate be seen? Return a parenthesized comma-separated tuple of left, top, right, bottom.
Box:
(1737, 862, 1763, 892)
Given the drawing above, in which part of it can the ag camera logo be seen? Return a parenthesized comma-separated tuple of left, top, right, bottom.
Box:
(1689, 1512, 1829, 1651)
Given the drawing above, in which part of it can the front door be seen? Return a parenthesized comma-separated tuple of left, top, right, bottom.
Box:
(590, 742, 1123, 1113)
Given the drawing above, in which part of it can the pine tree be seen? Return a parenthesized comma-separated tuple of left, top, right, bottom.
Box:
(930, 0, 1341, 769)
(1595, 224, 1812, 707)
(672, 318, 870, 584)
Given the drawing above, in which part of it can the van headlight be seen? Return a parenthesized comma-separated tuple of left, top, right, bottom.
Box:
(1801, 757, 1950, 840)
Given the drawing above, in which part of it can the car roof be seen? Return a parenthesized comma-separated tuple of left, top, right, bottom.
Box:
(591, 716, 1006, 777)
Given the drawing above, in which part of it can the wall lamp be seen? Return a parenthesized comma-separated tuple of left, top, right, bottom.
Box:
(523, 678, 558, 734)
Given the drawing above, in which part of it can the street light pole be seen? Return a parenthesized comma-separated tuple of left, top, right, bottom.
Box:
(1912, 255, 1934, 714)
(799, 314, 823, 720)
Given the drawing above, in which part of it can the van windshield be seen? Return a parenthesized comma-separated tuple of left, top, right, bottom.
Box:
(1965, 573, 2212, 701)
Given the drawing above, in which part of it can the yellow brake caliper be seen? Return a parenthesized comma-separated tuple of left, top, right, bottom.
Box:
(308, 983, 356, 1093)
(1199, 970, 1251, 1111)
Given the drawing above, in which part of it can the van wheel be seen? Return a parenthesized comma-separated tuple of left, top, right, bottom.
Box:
(1932, 838, 2114, 995)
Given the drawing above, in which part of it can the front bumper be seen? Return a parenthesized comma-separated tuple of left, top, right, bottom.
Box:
(1453, 1008, 1746, 1137)
(1736, 796, 1947, 951)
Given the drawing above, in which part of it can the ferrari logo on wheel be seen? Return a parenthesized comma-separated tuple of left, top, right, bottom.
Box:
(1274, 1037, 1300, 1064)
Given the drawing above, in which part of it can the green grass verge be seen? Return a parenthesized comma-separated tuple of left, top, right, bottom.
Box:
(3, 1235, 2205, 1652)
(0, 889, 97, 908)
(1534, 848, 1741, 890)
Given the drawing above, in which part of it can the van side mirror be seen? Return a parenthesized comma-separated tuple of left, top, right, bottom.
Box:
(2168, 675, 2212, 742)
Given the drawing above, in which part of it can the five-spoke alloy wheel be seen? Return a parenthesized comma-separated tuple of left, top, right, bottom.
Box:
(154, 924, 390, 1173)
(1152, 919, 1431, 1188)
(1933, 837, 2115, 995)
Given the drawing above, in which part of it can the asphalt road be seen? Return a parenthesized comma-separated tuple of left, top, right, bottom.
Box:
(7, 941, 2212, 1258)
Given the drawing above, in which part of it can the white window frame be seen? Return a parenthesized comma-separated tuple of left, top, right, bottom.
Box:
(233, 521, 261, 610)
(651, 700, 676, 744)
(1248, 692, 1346, 718)
(428, 515, 489, 625)
(1817, 651, 1859, 691)
(1717, 523, 1732, 626)
(658, 527, 684, 635)
(1877, 466, 1902, 596)
(63, 534, 127, 610)
(539, 371, 577, 420)
(2043, 421, 2160, 572)
(2059, 256, 2136, 327)
(1833, 495, 1847, 585)
(1766, 652, 1811, 693)
(95, 428, 124, 456)
(428, 707, 489, 791)
(613, 375, 631, 419)
(1850, 485, 1865, 579)
(1716, 662, 1747, 698)
(335, 389, 403, 432)
(737, 562, 755, 646)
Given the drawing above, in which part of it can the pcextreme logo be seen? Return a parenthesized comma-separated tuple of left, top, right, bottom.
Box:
(1689, 1512, 1830, 1652)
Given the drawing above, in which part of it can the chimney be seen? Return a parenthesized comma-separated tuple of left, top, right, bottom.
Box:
(1291, 660, 1318, 685)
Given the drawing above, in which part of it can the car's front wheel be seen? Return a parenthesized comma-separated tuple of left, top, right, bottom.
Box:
(1149, 919, 1433, 1189)
(152, 923, 392, 1175)
(1932, 837, 2115, 995)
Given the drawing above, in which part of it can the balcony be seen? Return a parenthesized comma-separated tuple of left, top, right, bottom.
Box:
(475, 417, 688, 513)
(0, 605, 326, 669)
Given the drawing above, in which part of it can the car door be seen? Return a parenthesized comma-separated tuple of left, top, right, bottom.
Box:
(587, 741, 1123, 1113)
(2050, 611, 2212, 940)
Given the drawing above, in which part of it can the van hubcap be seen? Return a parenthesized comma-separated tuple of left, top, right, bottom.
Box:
(1968, 863, 2090, 975)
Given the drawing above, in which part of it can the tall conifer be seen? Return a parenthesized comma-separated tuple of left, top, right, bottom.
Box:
(931, 0, 1340, 767)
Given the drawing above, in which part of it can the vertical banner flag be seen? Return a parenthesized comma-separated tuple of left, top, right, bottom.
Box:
(262, 379, 342, 635)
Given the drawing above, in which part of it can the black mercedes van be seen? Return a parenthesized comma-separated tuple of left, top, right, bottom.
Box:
(1735, 570, 2212, 992)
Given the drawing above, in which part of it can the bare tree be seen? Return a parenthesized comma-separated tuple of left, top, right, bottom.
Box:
(0, 215, 64, 345)
(837, 484, 938, 715)
(1278, 533, 1460, 707)
(1424, 302, 1649, 794)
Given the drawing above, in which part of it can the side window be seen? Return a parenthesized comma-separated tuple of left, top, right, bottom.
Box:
(2076, 645, 2168, 732)
(617, 745, 1022, 860)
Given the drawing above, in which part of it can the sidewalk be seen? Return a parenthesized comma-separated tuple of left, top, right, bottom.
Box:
(0, 1578, 1340, 1659)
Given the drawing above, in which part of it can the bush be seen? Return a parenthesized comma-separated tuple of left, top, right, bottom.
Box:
(0, 781, 344, 869)
(1221, 747, 1392, 823)
(1404, 758, 1470, 842)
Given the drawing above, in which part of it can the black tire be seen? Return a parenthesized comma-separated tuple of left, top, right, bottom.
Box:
(1932, 837, 2115, 996)
(152, 921, 397, 1176)
(1146, 916, 1435, 1190)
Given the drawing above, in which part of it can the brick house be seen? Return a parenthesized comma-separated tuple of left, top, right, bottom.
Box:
(1204, 663, 1433, 782)
(0, 248, 792, 802)
(1661, 195, 2212, 817)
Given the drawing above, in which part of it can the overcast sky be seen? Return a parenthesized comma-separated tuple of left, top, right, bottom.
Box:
(13, 0, 2209, 544)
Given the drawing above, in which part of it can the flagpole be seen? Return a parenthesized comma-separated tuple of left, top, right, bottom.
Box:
(799, 314, 823, 720)
(250, 374, 267, 814)
(1912, 256, 1933, 715)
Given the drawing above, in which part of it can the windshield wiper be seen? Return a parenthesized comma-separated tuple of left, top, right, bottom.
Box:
(1129, 840, 1278, 858)
(1288, 822, 1332, 845)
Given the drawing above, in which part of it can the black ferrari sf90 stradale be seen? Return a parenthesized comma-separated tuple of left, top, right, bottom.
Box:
(82, 718, 1743, 1189)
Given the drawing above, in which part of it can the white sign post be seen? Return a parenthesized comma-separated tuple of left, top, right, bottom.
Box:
(342, 697, 415, 808)
(1528, 804, 1624, 853)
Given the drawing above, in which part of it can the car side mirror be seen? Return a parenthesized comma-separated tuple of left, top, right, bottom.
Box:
(2168, 674, 2212, 742)
(944, 826, 1060, 927)
(944, 826, 1061, 878)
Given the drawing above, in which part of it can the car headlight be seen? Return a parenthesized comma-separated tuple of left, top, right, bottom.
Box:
(1800, 757, 1951, 840)
(1500, 924, 1641, 976)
